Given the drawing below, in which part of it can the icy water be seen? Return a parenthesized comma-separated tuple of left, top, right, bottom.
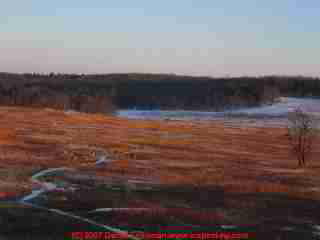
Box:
(117, 97, 320, 127)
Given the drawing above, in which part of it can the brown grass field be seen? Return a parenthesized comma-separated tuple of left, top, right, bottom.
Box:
(0, 106, 320, 239)
(0, 106, 319, 199)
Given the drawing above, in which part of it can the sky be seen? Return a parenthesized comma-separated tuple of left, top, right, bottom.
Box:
(0, 0, 319, 77)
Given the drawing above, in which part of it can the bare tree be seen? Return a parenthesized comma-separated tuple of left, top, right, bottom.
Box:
(287, 108, 318, 167)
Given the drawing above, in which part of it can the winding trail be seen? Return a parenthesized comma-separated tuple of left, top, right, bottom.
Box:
(17, 159, 320, 239)
(19, 166, 140, 240)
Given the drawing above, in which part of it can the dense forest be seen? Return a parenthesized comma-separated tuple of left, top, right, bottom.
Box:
(0, 72, 319, 114)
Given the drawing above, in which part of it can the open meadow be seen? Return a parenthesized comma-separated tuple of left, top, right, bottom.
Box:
(0, 106, 319, 239)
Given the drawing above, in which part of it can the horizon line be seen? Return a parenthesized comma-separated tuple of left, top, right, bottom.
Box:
(1, 71, 319, 79)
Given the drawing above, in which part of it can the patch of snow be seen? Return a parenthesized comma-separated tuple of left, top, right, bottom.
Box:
(42, 182, 56, 191)
(221, 225, 237, 230)
(95, 155, 109, 165)
(20, 189, 46, 202)
(89, 208, 149, 213)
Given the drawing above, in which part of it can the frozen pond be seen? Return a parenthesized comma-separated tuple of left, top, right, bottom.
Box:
(233, 97, 320, 117)
(117, 97, 320, 127)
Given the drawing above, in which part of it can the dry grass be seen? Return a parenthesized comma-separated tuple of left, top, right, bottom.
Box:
(0, 106, 320, 200)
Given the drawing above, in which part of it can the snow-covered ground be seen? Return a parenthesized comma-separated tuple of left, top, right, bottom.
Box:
(117, 97, 320, 127)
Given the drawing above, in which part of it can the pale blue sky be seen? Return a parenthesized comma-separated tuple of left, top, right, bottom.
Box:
(0, 0, 319, 76)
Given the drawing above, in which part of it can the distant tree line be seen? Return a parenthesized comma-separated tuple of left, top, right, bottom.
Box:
(0, 72, 319, 114)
